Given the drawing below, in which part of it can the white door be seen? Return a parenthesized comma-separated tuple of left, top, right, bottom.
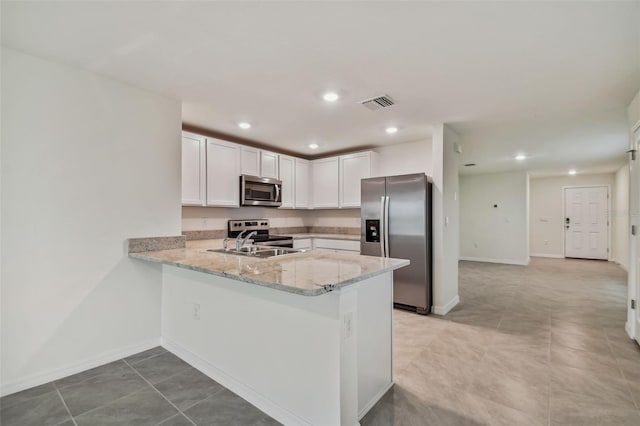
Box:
(634, 127, 640, 343)
(564, 186, 609, 260)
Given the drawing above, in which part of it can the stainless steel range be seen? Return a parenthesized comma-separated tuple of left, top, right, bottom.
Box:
(227, 220, 293, 248)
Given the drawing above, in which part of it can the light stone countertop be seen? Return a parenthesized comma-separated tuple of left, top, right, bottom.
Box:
(130, 237, 408, 296)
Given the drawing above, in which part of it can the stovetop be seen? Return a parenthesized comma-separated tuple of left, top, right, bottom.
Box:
(227, 219, 292, 241)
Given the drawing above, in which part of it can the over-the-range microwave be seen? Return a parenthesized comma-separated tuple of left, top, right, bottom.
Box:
(240, 175, 282, 207)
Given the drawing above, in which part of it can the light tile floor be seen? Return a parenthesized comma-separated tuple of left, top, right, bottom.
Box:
(363, 258, 640, 426)
(2, 258, 639, 425)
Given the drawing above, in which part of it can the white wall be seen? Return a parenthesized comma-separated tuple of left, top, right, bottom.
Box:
(373, 138, 433, 178)
(613, 164, 630, 270)
(529, 173, 615, 258)
(431, 124, 460, 315)
(628, 89, 640, 132)
(1, 48, 182, 395)
(460, 172, 530, 265)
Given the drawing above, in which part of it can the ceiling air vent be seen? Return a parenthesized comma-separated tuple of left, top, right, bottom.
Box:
(360, 95, 396, 111)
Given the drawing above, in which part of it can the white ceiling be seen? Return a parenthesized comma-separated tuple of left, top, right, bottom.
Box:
(2, 1, 639, 175)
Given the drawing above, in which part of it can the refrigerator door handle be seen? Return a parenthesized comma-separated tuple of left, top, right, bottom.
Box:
(380, 196, 386, 257)
(384, 196, 390, 258)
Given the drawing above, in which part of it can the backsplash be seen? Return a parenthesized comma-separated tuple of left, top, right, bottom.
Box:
(182, 206, 361, 240)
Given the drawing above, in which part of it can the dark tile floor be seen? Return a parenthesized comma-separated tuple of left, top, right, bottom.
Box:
(0, 346, 280, 426)
(3, 258, 640, 425)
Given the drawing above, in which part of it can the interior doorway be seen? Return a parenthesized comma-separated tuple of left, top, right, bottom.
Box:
(563, 186, 610, 260)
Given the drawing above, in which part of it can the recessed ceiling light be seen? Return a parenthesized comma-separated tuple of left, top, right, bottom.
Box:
(322, 92, 339, 102)
(385, 126, 398, 134)
(568, 169, 577, 175)
(308, 143, 319, 150)
(238, 122, 251, 129)
(515, 154, 526, 161)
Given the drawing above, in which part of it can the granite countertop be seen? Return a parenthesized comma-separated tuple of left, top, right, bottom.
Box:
(129, 237, 408, 296)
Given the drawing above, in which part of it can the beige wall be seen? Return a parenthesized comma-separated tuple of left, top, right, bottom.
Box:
(182, 206, 360, 231)
(460, 171, 530, 264)
(529, 173, 615, 258)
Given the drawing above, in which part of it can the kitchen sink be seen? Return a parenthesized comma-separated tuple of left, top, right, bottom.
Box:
(207, 247, 304, 258)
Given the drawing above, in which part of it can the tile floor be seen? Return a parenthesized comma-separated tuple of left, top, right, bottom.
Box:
(363, 258, 640, 426)
(2, 258, 639, 425)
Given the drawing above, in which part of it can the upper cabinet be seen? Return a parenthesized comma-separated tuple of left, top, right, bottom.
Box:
(206, 138, 241, 207)
(339, 151, 378, 208)
(240, 146, 260, 176)
(181, 133, 206, 206)
(312, 156, 340, 208)
(294, 159, 310, 209)
(240, 146, 279, 179)
(279, 155, 295, 208)
(260, 151, 279, 179)
(181, 131, 377, 210)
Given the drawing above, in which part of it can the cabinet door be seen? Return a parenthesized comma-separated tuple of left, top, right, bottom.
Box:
(241, 146, 260, 176)
(181, 133, 206, 206)
(261, 151, 279, 179)
(313, 238, 360, 252)
(295, 159, 310, 209)
(293, 238, 312, 250)
(339, 152, 372, 208)
(206, 139, 240, 207)
(312, 157, 339, 208)
(279, 155, 295, 208)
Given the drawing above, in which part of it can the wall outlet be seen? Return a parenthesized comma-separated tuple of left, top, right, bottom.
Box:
(193, 303, 201, 320)
(544, 240, 549, 245)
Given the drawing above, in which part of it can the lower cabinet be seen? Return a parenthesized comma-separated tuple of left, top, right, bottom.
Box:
(294, 238, 360, 253)
(293, 238, 312, 250)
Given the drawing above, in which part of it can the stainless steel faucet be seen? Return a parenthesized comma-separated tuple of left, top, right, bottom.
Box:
(236, 230, 257, 252)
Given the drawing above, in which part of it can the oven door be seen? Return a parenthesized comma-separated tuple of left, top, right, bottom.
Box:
(241, 175, 282, 207)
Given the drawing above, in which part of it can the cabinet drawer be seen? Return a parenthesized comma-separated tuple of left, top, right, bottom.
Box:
(313, 238, 360, 252)
(293, 238, 312, 250)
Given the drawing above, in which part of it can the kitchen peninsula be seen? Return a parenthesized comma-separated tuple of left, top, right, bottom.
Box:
(129, 236, 409, 426)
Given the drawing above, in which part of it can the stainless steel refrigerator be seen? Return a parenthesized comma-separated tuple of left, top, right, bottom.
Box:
(361, 173, 432, 314)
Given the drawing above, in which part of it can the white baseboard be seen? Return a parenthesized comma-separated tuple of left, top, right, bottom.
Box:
(358, 381, 393, 420)
(0, 337, 161, 397)
(612, 260, 629, 272)
(625, 321, 635, 340)
(162, 337, 313, 426)
(459, 256, 530, 266)
(433, 295, 460, 316)
(530, 253, 564, 259)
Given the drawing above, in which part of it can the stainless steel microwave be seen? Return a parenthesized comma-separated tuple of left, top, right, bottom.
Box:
(240, 175, 282, 207)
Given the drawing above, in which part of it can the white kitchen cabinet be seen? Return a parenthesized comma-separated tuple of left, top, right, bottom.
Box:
(339, 151, 378, 208)
(241, 146, 260, 176)
(261, 150, 279, 179)
(206, 138, 241, 207)
(293, 238, 312, 250)
(295, 159, 310, 209)
(279, 155, 295, 208)
(181, 133, 206, 206)
(313, 238, 360, 253)
(312, 156, 340, 208)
